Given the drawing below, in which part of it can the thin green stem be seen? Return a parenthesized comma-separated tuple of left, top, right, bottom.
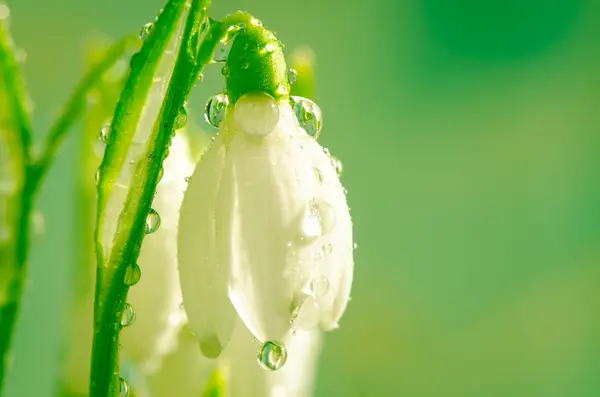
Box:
(0, 24, 133, 395)
(33, 36, 138, 186)
(90, 1, 207, 395)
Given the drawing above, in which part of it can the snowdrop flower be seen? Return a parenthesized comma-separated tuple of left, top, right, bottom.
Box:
(178, 22, 354, 364)
(61, 132, 195, 394)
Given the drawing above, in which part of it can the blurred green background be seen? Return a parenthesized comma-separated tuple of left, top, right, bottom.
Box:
(4, 0, 600, 395)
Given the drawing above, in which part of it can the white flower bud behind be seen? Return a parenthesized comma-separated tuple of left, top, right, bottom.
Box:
(223, 322, 322, 397)
(61, 133, 195, 394)
(148, 323, 217, 397)
(122, 132, 195, 372)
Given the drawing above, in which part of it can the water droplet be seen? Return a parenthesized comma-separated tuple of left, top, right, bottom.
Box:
(221, 65, 230, 77)
(234, 92, 279, 137)
(100, 125, 111, 143)
(145, 208, 161, 234)
(323, 243, 333, 255)
(290, 96, 323, 139)
(157, 167, 164, 182)
(124, 264, 141, 286)
(310, 275, 330, 296)
(185, 176, 192, 183)
(257, 341, 287, 371)
(287, 68, 298, 84)
(95, 169, 101, 185)
(293, 296, 321, 329)
(119, 378, 130, 397)
(175, 107, 187, 129)
(301, 198, 336, 241)
(331, 156, 343, 176)
(121, 303, 135, 327)
(197, 72, 204, 83)
(139, 23, 154, 40)
(250, 17, 263, 27)
(241, 58, 250, 69)
(313, 167, 324, 184)
(204, 93, 229, 128)
(353, 242, 358, 250)
(262, 42, 276, 54)
(276, 84, 288, 96)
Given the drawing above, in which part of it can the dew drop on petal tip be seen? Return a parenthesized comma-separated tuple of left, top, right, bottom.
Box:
(121, 303, 135, 327)
(291, 96, 323, 138)
(145, 208, 161, 234)
(119, 378, 130, 397)
(199, 334, 222, 358)
(123, 263, 141, 286)
(257, 341, 288, 371)
(205, 93, 228, 128)
(234, 92, 279, 137)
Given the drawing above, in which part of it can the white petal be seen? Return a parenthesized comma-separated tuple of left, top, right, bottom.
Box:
(223, 322, 269, 397)
(218, 102, 322, 341)
(223, 323, 322, 397)
(178, 135, 237, 358)
(148, 324, 217, 397)
(122, 132, 196, 371)
(298, 138, 354, 330)
(267, 329, 322, 397)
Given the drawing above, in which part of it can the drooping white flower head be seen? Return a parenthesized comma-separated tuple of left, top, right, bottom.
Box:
(178, 91, 354, 357)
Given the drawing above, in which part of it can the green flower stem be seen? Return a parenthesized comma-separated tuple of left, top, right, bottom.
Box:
(0, 21, 132, 396)
(90, 1, 210, 395)
(32, 36, 138, 184)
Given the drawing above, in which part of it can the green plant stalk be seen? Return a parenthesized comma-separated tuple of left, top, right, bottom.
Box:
(91, 0, 202, 395)
(88, 6, 262, 397)
(0, 22, 133, 393)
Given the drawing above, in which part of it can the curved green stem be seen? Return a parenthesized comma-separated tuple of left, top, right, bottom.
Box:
(0, 20, 133, 395)
(33, 36, 138, 185)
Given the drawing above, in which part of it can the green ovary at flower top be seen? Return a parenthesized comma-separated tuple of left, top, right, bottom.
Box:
(178, 19, 354, 368)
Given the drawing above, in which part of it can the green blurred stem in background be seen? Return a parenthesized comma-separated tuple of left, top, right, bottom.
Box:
(0, 17, 134, 395)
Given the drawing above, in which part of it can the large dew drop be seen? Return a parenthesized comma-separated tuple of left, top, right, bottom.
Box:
(119, 377, 130, 397)
(174, 106, 187, 129)
(234, 92, 279, 137)
(144, 208, 161, 234)
(121, 303, 136, 327)
(139, 22, 154, 41)
(290, 96, 323, 139)
(123, 263, 141, 286)
(301, 198, 336, 242)
(204, 93, 228, 128)
(257, 340, 288, 371)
